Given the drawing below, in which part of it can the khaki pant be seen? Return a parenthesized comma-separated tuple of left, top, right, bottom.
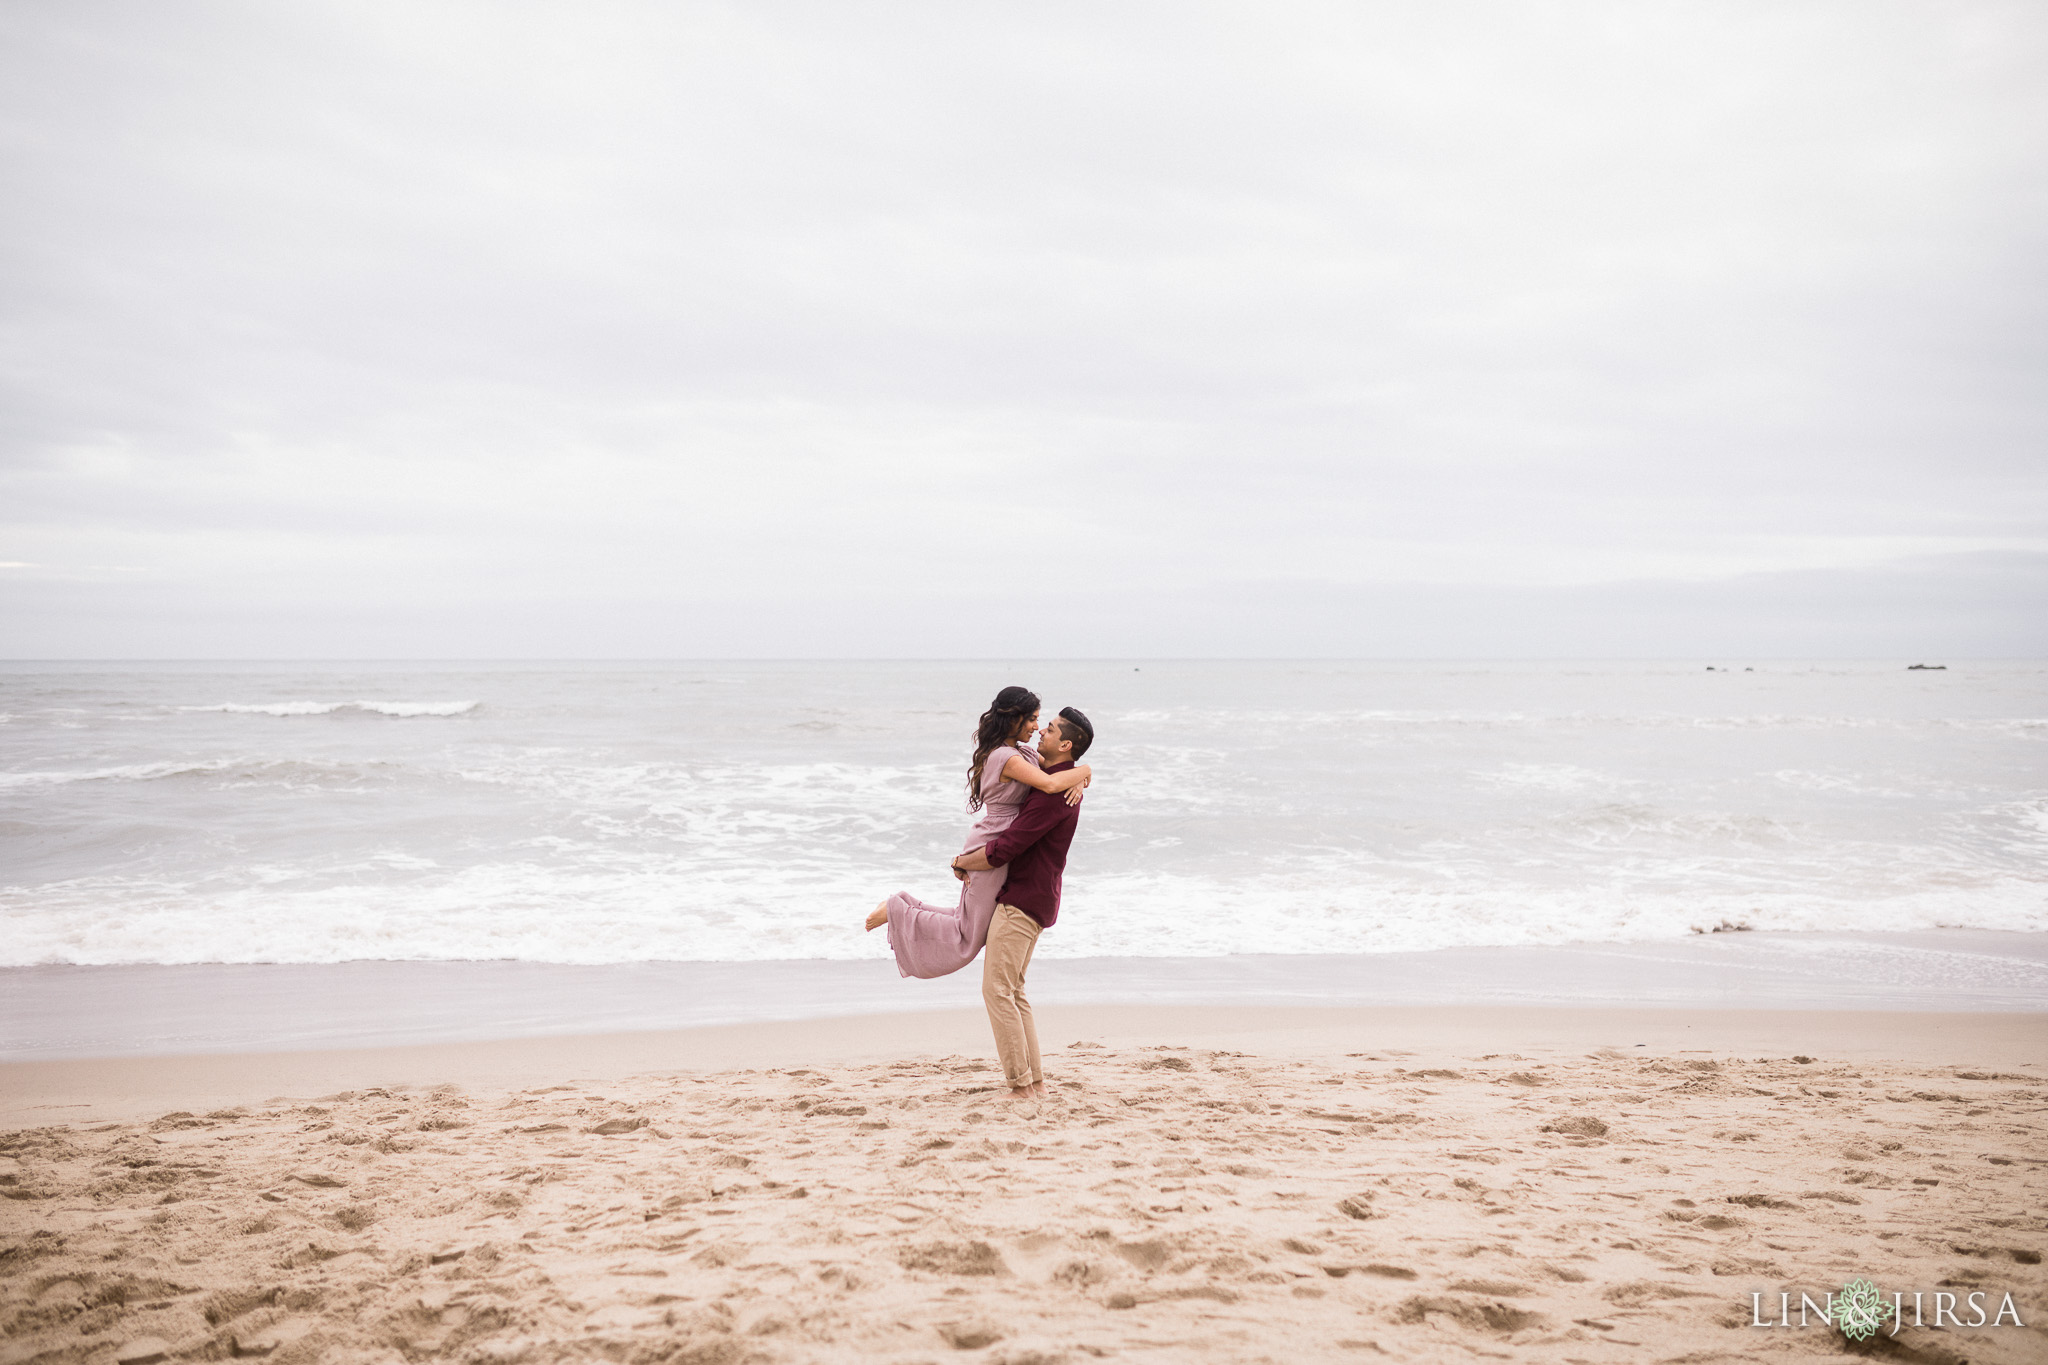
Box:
(982, 902, 1043, 1089)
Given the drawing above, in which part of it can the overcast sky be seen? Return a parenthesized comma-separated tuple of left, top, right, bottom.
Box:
(2, 2, 2043, 658)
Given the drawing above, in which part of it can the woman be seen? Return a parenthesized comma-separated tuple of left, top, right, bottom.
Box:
(865, 685, 1090, 979)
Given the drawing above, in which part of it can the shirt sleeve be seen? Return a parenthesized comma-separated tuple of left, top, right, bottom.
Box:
(983, 789, 1063, 868)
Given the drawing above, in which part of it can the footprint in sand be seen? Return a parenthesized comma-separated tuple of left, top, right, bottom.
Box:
(898, 1241, 1007, 1276)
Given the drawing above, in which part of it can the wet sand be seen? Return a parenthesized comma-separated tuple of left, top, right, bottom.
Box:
(7, 929, 2046, 1062)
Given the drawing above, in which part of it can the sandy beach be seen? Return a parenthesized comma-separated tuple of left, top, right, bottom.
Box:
(4, 1005, 2044, 1365)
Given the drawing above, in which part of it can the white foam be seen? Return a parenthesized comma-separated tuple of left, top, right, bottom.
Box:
(0, 758, 386, 789)
(0, 760, 232, 788)
(1771, 769, 1919, 798)
(4, 861, 2043, 967)
(1478, 763, 1632, 794)
(185, 700, 479, 718)
(194, 701, 342, 716)
(6, 661, 2044, 967)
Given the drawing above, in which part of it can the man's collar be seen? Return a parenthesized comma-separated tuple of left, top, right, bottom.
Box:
(1043, 759, 1076, 772)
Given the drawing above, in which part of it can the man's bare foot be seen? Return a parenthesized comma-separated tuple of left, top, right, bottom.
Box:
(864, 900, 889, 932)
(1000, 1085, 1035, 1101)
(1029, 1081, 1047, 1098)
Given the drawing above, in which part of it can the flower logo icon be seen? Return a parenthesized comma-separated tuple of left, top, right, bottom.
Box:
(1836, 1278, 1889, 1341)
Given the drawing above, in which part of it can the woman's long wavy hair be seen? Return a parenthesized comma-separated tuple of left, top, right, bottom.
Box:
(966, 685, 1040, 812)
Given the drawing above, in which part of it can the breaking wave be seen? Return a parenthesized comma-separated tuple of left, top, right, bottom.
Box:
(186, 700, 479, 718)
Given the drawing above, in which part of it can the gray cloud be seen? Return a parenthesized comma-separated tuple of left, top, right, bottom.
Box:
(2, 1, 2043, 657)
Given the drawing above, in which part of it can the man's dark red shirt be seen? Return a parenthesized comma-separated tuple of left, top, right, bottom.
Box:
(982, 760, 1081, 928)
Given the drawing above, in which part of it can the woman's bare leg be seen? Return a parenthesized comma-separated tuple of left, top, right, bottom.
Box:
(865, 899, 889, 932)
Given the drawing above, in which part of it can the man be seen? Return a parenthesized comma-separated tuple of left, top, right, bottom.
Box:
(949, 705, 1094, 1101)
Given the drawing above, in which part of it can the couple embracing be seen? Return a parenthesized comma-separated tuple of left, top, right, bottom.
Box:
(865, 686, 1095, 1101)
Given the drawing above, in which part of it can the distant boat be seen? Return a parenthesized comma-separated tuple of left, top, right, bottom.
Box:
(1907, 663, 1947, 670)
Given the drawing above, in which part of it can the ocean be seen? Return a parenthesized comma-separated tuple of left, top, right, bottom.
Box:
(3, 659, 2044, 968)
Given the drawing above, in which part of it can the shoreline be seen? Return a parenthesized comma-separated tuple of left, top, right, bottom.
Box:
(6, 928, 2045, 1062)
(5, 1002, 2044, 1129)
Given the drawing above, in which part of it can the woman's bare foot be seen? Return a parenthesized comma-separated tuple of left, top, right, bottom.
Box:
(864, 900, 889, 932)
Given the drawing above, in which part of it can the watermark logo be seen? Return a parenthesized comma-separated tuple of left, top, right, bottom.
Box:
(1833, 1278, 1887, 1342)
(1750, 1280, 2027, 1338)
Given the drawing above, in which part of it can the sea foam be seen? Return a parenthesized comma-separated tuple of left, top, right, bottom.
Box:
(186, 699, 479, 717)
(3, 660, 2043, 966)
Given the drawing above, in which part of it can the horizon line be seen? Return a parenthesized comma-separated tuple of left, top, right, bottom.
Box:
(0, 655, 2032, 666)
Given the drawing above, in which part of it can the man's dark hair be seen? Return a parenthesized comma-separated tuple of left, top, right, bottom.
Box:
(1056, 706, 1094, 760)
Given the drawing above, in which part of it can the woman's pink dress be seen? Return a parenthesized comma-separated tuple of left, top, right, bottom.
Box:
(885, 745, 1040, 979)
